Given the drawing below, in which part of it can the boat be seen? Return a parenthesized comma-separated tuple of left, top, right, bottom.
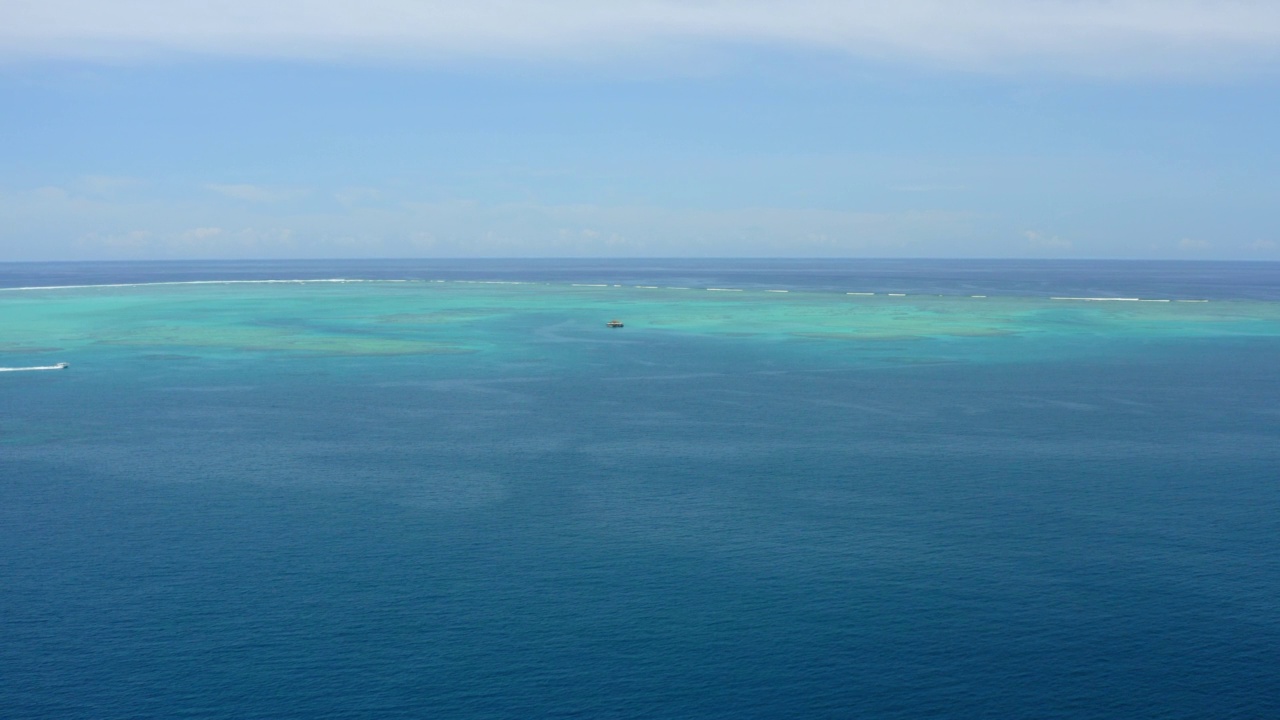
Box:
(55, 362, 69, 369)
(606, 319, 624, 328)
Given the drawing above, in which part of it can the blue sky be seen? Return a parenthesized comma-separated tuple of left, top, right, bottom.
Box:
(1, 1, 1278, 260)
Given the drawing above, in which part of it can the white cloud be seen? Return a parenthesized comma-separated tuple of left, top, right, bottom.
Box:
(1024, 230, 1072, 251)
(3, 1, 1280, 77)
(30, 186, 70, 203)
(206, 183, 308, 203)
(7, 191, 977, 259)
(78, 229, 152, 251)
(180, 226, 224, 242)
(333, 187, 382, 208)
(893, 184, 969, 193)
(1, 182, 1270, 261)
(1178, 237, 1211, 250)
(79, 175, 142, 195)
(384, 201, 975, 256)
(75, 226, 300, 257)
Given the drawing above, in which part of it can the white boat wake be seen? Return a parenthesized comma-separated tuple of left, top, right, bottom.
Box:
(0, 362, 69, 372)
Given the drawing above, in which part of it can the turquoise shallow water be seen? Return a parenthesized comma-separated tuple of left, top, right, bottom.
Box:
(2, 261, 1279, 718)
(4, 274, 1279, 370)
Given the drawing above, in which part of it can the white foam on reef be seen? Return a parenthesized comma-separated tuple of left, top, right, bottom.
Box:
(0, 278, 388, 292)
(1052, 296, 1207, 303)
(0, 278, 1220, 305)
(0, 364, 67, 372)
(1051, 296, 1143, 302)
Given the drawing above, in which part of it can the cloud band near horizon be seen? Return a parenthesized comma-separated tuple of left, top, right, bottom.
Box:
(3, 0, 1280, 78)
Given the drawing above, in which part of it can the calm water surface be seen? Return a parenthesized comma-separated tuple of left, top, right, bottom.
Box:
(2, 260, 1278, 719)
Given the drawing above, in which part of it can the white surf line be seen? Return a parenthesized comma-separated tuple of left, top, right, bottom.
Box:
(0, 278, 398, 292)
(0, 278, 1223, 305)
(1051, 297, 1141, 302)
(0, 364, 68, 372)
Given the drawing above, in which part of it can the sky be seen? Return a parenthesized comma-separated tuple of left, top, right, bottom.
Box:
(1, 0, 1279, 261)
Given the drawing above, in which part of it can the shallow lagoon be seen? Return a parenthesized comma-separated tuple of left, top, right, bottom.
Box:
(4, 277, 1280, 368)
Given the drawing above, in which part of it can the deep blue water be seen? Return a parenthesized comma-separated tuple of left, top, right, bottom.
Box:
(2, 260, 1279, 719)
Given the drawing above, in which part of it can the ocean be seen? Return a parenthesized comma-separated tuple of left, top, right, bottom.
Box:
(2, 259, 1278, 719)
